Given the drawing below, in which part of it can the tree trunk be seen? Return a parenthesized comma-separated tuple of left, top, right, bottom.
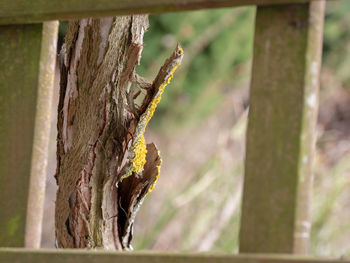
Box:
(55, 15, 183, 250)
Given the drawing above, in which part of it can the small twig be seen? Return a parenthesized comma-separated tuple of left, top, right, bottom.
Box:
(139, 44, 184, 114)
(132, 73, 152, 90)
(133, 90, 142, 100)
(126, 88, 140, 118)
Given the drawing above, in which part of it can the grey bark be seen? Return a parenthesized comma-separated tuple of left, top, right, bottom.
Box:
(55, 16, 183, 250)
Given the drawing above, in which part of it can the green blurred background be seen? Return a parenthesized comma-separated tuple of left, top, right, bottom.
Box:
(42, 0, 350, 257)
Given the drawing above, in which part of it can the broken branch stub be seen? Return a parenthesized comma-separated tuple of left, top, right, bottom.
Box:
(55, 15, 183, 250)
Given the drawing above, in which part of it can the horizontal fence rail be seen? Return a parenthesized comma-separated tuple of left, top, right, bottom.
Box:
(1, 249, 349, 263)
(0, 0, 331, 25)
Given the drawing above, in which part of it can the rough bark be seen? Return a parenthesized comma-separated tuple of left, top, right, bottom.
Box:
(55, 15, 183, 250)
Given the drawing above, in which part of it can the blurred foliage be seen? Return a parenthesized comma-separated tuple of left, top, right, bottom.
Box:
(323, 1, 350, 87)
(135, 1, 350, 256)
(138, 7, 254, 131)
(54, 1, 350, 256)
(132, 8, 253, 252)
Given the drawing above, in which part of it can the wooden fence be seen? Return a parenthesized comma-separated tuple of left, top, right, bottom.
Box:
(0, 0, 348, 262)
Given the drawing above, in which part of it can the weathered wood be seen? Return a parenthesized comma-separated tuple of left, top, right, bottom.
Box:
(0, 249, 348, 263)
(0, 22, 57, 248)
(0, 0, 330, 25)
(55, 16, 183, 249)
(0, 23, 43, 247)
(54, 16, 150, 249)
(293, 0, 324, 254)
(239, 1, 324, 254)
(25, 21, 58, 248)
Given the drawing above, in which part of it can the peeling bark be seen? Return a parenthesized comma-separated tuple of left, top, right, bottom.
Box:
(55, 16, 183, 249)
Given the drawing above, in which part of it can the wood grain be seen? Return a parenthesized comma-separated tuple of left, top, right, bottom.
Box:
(239, 1, 324, 254)
(0, 0, 329, 25)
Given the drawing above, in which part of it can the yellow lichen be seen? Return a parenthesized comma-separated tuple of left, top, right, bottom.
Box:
(131, 135, 147, 174)
(147, 151, 162, 194)
(126, 48, 183, 180)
